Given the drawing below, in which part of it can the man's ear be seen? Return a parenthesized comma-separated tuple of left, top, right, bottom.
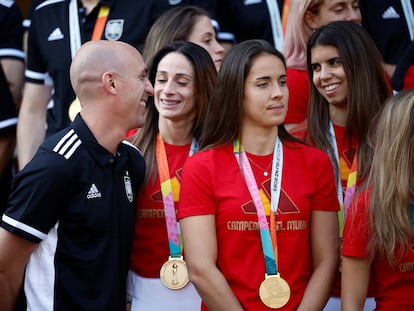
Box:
(304, 11, 318, 30)
(102, 72, 117, 94)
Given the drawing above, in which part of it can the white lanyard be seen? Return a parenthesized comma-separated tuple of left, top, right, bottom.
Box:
(69, 0, 82, 59)
(327, 121, 344, 206)
(266, 0, 284, 50)
(401, 0, 414, 40)
(270, 137, 283, 213)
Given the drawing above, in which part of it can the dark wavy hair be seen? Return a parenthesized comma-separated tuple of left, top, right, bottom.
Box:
(200, 39, 301, 149)
(306, 21, 391, 180)
(142, 5, 211, 65)
(130, 41, 217, 185)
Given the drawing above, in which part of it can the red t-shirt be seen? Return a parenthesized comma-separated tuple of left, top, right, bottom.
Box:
(291, 122, 358, 297)
(291, 123, 357, 193)
(129, 142, 191, 278)
(343, 191, 414, 310)
(285, 68, 309, 124)
(178, 141, 339, 311)
(333, 124, 357, 193)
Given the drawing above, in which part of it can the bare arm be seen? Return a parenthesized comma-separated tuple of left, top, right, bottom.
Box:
(0, 228, 38, 311)
(341, 256, 371, 311)
(180, 215, 244, 311)
(17, 82, 52, 170)
(1, 59, 24, 109)
(297, 210, 339, 311)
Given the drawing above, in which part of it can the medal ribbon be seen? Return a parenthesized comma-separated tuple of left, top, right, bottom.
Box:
(233, 138, 283, 276)
(156, 133, 198, 258)
(344, 155, 357, 219)
(409, 200, 414, 229)
(281, 0, 290, 34)
(266, 0, 284, 51)
(92, 5, 110, 40)
(69, 0, 110, 59)
(327, 121, 345, 236)
(401, 0, 414, 41)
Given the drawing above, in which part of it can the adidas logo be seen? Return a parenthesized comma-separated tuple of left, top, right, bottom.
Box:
(382, 6, 400, 19)
(48, 27, 64, 41)
(87, 183, 102, 199)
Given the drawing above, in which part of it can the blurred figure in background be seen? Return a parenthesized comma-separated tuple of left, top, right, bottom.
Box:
(142, 5, 224, 72)
(283, 0, 361, 130)
(0, 0, 24, 211)
(342, 90, 414, 311)
(359, 0, 414, 91)
(304, 21, 391, 310)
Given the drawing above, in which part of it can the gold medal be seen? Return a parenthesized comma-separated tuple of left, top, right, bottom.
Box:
(160, 256, 189, 290)
(68, 97, 81, 121)
(259, 273, 291, 309)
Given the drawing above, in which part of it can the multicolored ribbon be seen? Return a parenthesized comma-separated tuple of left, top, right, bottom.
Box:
(282, 0, 290, 34)
(92, 5, 110, 40)
(156, 133, 198, 258)
(69, 0, 110, 59)
(327, 121, 345, 236)
(233, 138, 283, 276)
(344, 155, 357, 220)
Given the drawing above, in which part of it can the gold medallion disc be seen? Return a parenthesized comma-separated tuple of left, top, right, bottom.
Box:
(259, 274, 291, 308)
(160, 256, 189, 290)
(68, 97, 81, 121)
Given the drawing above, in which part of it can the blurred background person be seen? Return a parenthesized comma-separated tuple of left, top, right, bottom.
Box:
(283, 0, 361, 130)
(0, 0, 24, 211)
(216, 0, 289, 52)
(303, 21, 391, 310)
(359, 0, 414, 91)
(342, 90, 414, 311)
(142, 5, 224, 72)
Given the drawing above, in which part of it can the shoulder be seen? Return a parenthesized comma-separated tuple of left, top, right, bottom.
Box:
(121, 139, 143, 156)
(121, 140, 145, 166)
(284, 141, 332, 172)
(34, 0, 65, 11)
(183, 143, 233, 175)
(120, 140, 146, 181)
(16, 130, 80, 190)
(0, 1, 23, 42)
(286, 67, 308, 80)
(190, 143, 231, 162)
(285, 140, 328, 158)
(288, 120, 308, 140)
(37, 127, 83, 173)
(0, 0, 17, 10)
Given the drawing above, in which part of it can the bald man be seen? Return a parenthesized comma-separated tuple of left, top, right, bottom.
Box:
(0, 40, 153, 311)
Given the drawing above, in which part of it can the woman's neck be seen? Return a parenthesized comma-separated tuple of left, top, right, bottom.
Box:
(158, 118, 193, 146)
(329, 104, 347, 127)
(240, 125, 278, 155)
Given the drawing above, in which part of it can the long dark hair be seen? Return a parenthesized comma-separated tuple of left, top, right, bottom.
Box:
(130, 41, 217, 185)
(142, 5, 211, 65)
(200, 39, 301, 149)
(306, 21, 391, 180)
